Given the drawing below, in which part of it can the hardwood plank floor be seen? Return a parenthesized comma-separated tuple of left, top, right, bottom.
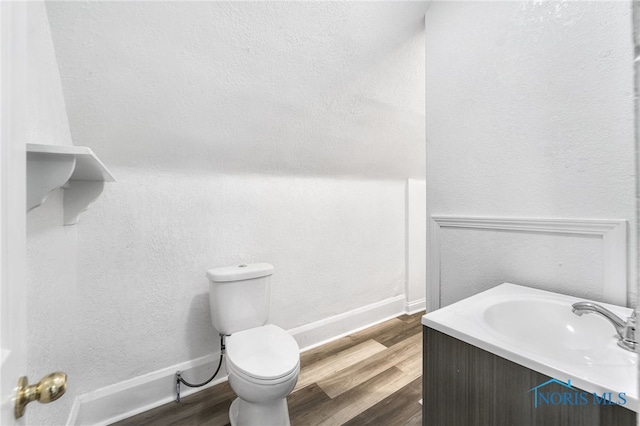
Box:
(111, 312, 423, 426)
(316, 333, 421, 399)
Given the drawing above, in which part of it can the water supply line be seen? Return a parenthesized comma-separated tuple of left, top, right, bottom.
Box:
(175, 333, 226, 403)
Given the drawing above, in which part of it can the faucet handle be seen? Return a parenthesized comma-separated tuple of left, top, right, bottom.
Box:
(622, 310, 637, 348)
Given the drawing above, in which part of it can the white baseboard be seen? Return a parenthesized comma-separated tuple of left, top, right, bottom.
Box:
(68, 353, 227, 426)
(288, 294, 406, 351)
(69, 294, 409, 425)
(404, 298, 426, 315)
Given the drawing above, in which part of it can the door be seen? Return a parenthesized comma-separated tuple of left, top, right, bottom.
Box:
(1, 5, 68, 423)
(1, 2, 28, 424)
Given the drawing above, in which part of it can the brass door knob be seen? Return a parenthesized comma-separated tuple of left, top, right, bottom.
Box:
(14, 372, 67, 419)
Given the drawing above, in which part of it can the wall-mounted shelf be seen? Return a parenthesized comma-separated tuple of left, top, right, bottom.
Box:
(27, 144, 116, 225)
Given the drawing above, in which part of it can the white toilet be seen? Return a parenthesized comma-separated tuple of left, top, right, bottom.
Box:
(206, 263, 300, 426)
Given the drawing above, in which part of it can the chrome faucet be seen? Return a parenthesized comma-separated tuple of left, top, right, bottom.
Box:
(571, 302, 637, 352)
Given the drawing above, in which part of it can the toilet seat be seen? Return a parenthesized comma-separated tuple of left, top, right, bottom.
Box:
(227, 359, 299, 386)
(226, 324, 300, 382)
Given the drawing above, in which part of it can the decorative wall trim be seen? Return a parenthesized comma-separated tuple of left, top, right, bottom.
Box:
(68, 294, 408, 425)
(405, 179, 427, 313)
(428, 216, 628, 312)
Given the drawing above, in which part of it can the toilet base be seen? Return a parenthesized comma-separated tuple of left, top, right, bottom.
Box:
(228, 396, 291, 426)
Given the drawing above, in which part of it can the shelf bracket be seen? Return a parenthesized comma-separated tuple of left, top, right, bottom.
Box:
(63, 180, 105, 226)
(26, 153, 76, 212)
(26, 144, 115, 226)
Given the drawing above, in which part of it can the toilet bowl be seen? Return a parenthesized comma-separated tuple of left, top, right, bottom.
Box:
(225, 324, 300, 426)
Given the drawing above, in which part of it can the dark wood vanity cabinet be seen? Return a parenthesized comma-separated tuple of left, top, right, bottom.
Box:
(422, 327, 636, 426)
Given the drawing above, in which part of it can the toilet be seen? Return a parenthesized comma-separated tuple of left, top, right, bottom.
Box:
(207, 263, 300, 426)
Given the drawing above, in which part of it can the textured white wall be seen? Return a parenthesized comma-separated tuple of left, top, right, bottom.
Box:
(27, 171, 406, 422)
(426, 1, 637, 306)
(25, 1, 72, 147)
(45, 1, 427, 179)
(439, 229, 604, 306)
(25, 2, 426, 424)
(72, 170, 406, 391)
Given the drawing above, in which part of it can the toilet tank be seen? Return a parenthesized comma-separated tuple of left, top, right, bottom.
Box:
(206, 263, 274, 334)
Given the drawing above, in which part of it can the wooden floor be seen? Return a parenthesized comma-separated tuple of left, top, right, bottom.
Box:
(112, 313, 423, 426)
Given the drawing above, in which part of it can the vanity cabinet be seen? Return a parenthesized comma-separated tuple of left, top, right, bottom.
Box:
(422, 327, 636, 426)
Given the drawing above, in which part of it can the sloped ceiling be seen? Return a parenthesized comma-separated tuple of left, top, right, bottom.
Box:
(46, 1, 427, 178)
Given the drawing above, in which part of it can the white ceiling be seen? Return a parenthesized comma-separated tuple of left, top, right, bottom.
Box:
(46, 1, 427, 178)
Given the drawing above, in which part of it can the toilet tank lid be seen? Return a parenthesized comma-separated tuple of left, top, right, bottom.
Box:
(206, 263, 274, 282)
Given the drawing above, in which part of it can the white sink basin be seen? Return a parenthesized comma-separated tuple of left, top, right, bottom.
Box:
(482, 298, 635, 366)
(422, 283, 639, 412)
